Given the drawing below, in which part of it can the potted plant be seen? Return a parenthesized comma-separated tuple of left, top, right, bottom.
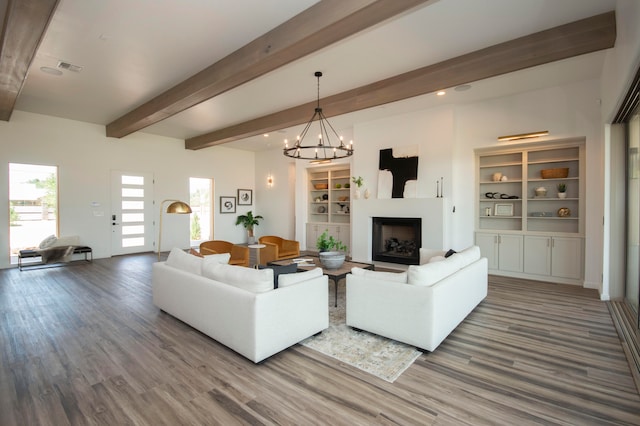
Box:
(352, 176, 364, 199)
(557, 183, 567, 199)
(235, 211, 264, 243)
(316, 230, 347, 269)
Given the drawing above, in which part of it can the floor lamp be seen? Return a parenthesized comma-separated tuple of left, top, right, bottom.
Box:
(158, 199, 192, 261)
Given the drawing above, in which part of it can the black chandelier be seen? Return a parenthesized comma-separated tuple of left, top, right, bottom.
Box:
(283, 71, 353, 161)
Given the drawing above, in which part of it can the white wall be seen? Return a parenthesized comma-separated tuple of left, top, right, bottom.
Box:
(0, 111, 255, 269)
(254, 148, 296, 240)
(348, 78, 604, 290)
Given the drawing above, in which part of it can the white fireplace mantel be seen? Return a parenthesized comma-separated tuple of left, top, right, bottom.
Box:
(351, 197, 450, 264)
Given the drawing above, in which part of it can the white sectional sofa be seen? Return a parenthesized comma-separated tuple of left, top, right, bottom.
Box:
(152, 248, 329, 363)
(346, 246, 488, 352)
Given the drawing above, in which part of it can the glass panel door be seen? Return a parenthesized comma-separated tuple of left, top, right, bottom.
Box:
(626, 113, 640, 319)
(111, 171, 154, 255)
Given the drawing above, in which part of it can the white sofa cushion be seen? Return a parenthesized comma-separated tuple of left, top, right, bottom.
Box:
(408, 254, 465, 286)
(351, 267, 408, 283)
(278, 268, 323, 288)
(453, 245, 481, 267)
(429, 255, 446, 263)
(166, 247, 204, 275)
(202, 262, 273, 293)
(201, 252, 232, 268)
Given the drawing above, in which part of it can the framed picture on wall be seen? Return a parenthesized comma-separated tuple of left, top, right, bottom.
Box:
(220, 196, 236, 213)
(237, 189, 252, 205)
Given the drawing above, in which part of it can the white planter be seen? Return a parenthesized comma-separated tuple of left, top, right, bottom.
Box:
(319, 251, 345, 269)
(354, 188, 361, 199)
(558, 192, 567, 199)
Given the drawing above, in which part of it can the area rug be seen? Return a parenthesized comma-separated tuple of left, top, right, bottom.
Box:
(300, 283, 422, 383)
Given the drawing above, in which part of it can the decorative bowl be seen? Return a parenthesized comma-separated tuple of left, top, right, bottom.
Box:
(314, 183, 328, 190)
(319, 251, 345, 269)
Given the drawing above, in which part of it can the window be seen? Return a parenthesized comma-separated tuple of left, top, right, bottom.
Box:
(9, 163, 58, 263)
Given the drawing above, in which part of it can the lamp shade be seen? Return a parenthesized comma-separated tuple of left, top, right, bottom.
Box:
(165, 201, 192, 214)
(158, 199, 192, 261)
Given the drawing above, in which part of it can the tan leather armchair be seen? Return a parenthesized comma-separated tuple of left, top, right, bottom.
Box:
(258, 236, 300, 265)
(199, 240, 250, 267)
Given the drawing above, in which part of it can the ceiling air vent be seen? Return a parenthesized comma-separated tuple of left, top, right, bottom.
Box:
(57, 61, 83, 73)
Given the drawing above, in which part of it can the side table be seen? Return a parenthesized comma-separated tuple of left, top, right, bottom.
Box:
(247, 243, 266, 267)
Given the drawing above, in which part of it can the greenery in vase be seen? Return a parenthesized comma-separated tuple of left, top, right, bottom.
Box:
(316, 230, 347, 252)
(235, 211, 264, 237)
(557, 183, 567, 193)
(351, 176, 364, 188)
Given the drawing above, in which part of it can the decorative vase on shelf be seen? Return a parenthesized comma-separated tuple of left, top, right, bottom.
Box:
(364, 188, 370, 199)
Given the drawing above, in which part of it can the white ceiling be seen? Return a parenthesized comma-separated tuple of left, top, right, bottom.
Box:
(15, 0, 617, 152)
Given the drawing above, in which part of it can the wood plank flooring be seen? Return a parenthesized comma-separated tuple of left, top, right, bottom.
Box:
(1, 253, 639, 425)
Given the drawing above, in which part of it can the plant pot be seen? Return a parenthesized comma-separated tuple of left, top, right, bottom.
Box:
(354, 188, 361, 199)
(558, 192, 567, 199)
(319, 251, 345, 269)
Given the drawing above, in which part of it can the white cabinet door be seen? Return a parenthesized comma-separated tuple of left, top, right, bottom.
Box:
(524, 236, 552, 276)
(551, 237, 583, 279)
(476, 233, 499, 270)
(306, 223, 320, 250)
(498, 234, 524, 272)
(476, 233, 523, 272)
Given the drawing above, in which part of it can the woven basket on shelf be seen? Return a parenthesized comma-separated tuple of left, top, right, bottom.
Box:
(314, 183, 328, 190)
(540, 168, 569, 179)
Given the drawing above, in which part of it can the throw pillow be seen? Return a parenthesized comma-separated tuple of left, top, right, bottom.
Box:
(39, 234, 58, 249)
(444, 249, 457, 258)
(201, 252, 231, 268)
(351, 267, 408, 283)
(165, 247, 203, 275)
(419, 248, 446, 264)
(259, 263, 298, 289)
(202, 262, 273, 293)
(278, 267, 323, 288)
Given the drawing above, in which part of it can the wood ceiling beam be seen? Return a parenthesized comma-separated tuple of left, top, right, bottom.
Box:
(105, 0, 432, 139)
(186, 11, 616, 150)
(0, 0, 59, 121)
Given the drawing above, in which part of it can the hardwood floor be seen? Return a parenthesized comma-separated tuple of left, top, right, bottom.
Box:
(1, 253, 639, 425)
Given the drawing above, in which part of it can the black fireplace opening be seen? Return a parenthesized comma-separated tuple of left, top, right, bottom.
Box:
(372, 217, 422, 265)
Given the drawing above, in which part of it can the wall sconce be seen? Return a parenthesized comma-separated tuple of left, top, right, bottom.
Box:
(497, 130, 549, 142)
(158, 199, 192, 261)
(267, 174, 274, 187)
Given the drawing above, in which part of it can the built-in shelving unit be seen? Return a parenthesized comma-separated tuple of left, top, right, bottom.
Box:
(307, 165, 351, 251)
(475, 139, 585, 284)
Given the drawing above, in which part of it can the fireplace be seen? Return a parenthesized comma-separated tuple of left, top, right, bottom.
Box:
(372, 217, 422, 265)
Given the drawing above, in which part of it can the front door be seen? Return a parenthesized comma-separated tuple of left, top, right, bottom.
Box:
(111, 171, 155, 255)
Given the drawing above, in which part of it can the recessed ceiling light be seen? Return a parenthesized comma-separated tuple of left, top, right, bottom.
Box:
(436, 91, 446, 96)
(40, 66, 63, 76)
(454, 84, 472, 92)
(263, 133, 269, 137)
